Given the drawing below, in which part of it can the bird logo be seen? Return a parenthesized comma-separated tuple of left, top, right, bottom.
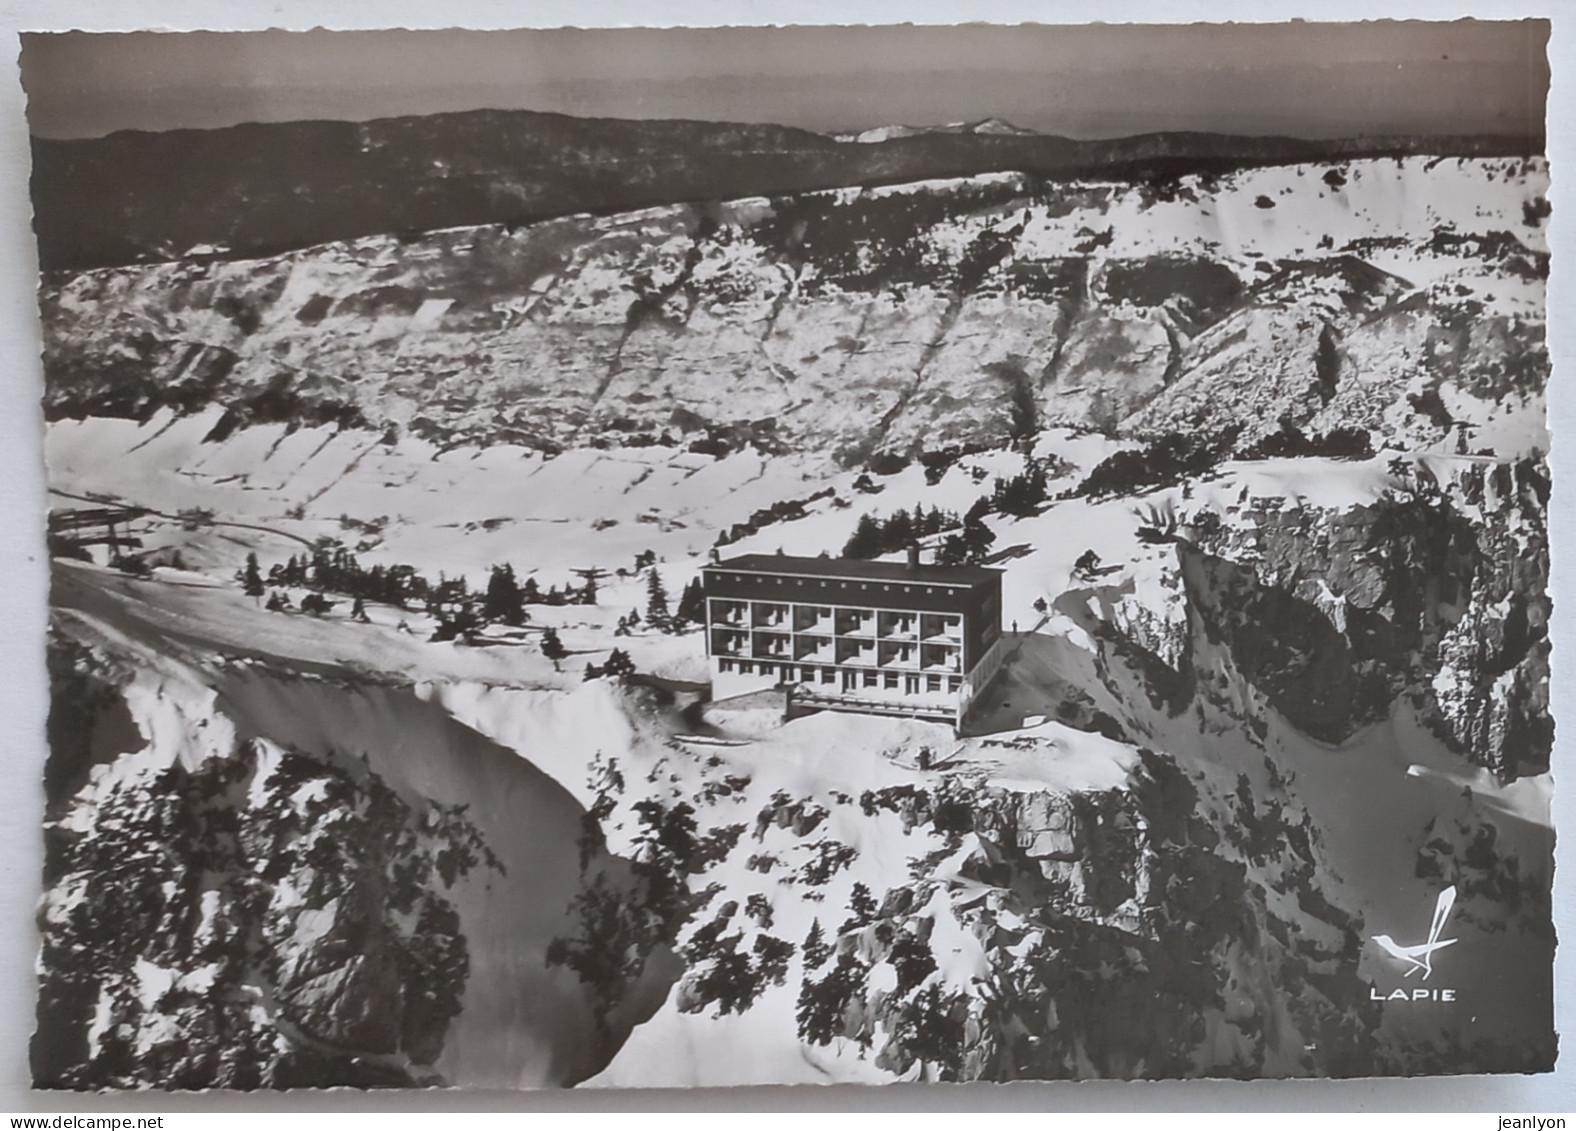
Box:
(1370, 886, 1458, 980)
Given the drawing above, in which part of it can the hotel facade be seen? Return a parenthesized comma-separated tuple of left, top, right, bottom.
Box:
(701, 552, 1007, 726)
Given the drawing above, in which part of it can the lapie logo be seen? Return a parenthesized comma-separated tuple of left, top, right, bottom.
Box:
(1369, 885, 1459, 1002)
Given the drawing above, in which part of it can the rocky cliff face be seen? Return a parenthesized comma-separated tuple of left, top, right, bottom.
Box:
(40, 156, 1548, 465)
(564, 694, 1548, 1085)
(813, 750, 1380, 1080)
(1069, 457, 1550, 782)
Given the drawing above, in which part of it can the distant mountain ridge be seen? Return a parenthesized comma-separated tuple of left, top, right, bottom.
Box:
(30, 106, 1544, 272)
(831, 117, 1041, 143)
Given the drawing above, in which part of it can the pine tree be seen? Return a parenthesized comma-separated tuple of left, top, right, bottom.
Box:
(241, 553, 265, 601)
(886, 507, 913, 548)
(484, 564, 525, 626)
(676, 577, 706, 624)
(802, 918, 831, 970)
(843, 512, 882, 559)
(540, 627, 567, 671)
(796, 950, 868, 1047)
(841, 882, 878, 933)
(646, 569, 670, 627)
(992, 454, 1048, 517)
(938, 497, 995, 566)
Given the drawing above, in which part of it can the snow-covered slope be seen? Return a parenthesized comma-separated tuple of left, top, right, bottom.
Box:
(40, 583, 677, 1089)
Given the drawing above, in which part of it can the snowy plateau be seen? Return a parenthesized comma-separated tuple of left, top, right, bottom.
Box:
(36, 148, 1554, 1088)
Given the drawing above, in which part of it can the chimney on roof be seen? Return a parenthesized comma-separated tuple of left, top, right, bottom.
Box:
(907, 544, 920, 569)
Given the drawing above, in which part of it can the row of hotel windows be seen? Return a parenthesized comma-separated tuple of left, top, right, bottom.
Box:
(711, 634, 962, 671)
(710, 573, 968, 597)
(716, 657, 964, 694)
(710, 601, 963, 638)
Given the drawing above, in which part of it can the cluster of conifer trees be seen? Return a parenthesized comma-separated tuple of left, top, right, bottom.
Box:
(245, 544, 710, 648)
(841, 504, 959, 559)
(260, 548, 598, 613)
(249, 545, 601, 640)
(839, 453, 1059, 566)
(631, 569, 705, 633)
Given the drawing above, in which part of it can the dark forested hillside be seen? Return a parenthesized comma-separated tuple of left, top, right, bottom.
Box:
(30, 106, 1542, 271)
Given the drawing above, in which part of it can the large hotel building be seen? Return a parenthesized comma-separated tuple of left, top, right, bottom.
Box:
(701, 552, 1007, 727)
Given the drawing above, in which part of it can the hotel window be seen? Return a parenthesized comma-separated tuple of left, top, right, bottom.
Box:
(863, 671, 878, 688)
(720, 659, 735, 673)
(927, 675, 942, 692)
(760, 663, 775, 678)
(883, 673, 899, 690)
(740, 662, 754, 674)
(948, 677, 962, 692)
(820, 669, 835, 685)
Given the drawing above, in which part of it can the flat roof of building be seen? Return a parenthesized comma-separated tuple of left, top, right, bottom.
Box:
(706, 553, 1001, 588)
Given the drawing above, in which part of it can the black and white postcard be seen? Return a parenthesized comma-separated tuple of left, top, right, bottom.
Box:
(23, 20, 1555, 1089)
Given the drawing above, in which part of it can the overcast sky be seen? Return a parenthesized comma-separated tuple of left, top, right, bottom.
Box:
(20, 21, 1550, 141)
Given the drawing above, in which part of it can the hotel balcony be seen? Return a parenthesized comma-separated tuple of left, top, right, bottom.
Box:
(877, 640, 919, 670)
(751, 630, 791, 661)
(836, 637, 877, 666)
(793, 604, 834, 634)
(920, 613, 963, 642)
(711, 628, 748, 656)
(793, 633, 835, 662)
(835, 608, 876, 637)
(710, 599, 748, 628)
(751, 602, 790, 630)
(877, 611, 919, 640)
(921, 642, 962, 672)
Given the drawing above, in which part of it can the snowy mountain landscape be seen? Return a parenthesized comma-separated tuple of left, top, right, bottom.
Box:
(32, 100, 1554, 1088)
